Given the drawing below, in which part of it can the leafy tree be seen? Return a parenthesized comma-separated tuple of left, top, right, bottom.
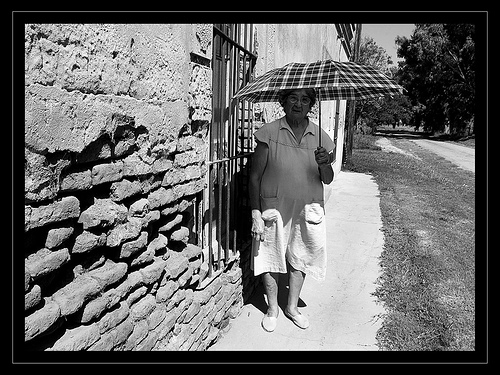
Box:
(358, 93, 412, 130)
(395, 24, 475, 135)
(358, 36, 394, 72)
(353, 36, 413, 132)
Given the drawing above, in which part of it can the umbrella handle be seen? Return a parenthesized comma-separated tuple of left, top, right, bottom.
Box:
(318, 90, 322, 148)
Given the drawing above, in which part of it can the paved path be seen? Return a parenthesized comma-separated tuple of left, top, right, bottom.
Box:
(209, 171, 385, 351)
(411, 139, 475, 173)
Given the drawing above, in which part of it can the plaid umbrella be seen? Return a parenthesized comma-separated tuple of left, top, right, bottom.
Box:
(233, 60, 404, 102)
(233, 59, 404, 146)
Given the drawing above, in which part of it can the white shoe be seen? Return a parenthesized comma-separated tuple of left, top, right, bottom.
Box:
(261, 311, 278, 332)
(284, 310, 309, 329)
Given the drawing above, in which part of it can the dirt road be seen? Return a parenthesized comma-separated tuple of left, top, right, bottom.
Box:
(410, 139, 475, 173)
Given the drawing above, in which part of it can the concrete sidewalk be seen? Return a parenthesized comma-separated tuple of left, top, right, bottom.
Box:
(209, 171, 385, 351)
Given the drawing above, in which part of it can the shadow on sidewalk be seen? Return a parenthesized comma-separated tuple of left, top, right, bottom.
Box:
(246, 273, 307, 315)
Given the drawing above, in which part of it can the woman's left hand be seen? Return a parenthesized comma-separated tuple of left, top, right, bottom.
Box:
(314, 147, 333, 166)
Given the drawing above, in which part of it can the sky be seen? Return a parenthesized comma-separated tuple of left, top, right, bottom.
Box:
(361, 24, 415, 64)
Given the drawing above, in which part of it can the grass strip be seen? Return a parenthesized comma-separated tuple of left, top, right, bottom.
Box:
(345, 134, 475, 351)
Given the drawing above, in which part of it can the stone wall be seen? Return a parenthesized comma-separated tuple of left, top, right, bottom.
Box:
(24, 24, 249, 351)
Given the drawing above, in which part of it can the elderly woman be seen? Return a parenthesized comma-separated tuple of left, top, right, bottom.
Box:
(249, 88, 335, 332)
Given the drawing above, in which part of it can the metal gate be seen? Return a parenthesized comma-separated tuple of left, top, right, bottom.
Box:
(201, 24, 257, 278)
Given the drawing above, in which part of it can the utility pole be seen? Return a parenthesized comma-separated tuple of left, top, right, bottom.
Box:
(345, 24, 362, 165)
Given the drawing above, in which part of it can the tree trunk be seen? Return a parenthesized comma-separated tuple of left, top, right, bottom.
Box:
(344, 24, 362, 164)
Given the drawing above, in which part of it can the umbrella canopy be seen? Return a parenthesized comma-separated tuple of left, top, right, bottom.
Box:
(232, 60, 404, 102)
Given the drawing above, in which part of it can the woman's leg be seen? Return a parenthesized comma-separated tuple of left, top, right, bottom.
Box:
(262, 272, 280, 317)
(286, 264, 305, 316)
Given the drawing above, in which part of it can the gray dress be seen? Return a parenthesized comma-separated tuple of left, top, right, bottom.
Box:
(251, 116, 335, 281)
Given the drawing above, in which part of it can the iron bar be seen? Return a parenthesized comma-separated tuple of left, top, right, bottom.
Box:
(223, 35, 230, 264)
(206, 152, 253, 165)
(208, 166, 214, 278)
(204, 24, 255, 277)
(213, 25, 257, 62)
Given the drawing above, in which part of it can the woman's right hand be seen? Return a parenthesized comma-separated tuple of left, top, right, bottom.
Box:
(251, 209, 265, 241)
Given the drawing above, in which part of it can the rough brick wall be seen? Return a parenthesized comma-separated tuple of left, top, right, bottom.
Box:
(24, 24, 248, 351)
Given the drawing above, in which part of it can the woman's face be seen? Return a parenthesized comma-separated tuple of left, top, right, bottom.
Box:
(283, 89, 313, 122)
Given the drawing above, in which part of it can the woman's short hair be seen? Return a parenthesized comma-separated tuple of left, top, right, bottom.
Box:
(278, 88, 317, 107)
